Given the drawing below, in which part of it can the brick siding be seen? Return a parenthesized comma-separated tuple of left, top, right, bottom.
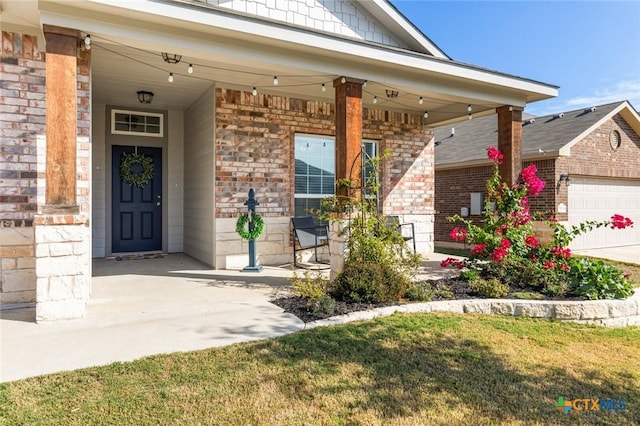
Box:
(215, 87, 434, 218)
(1, 31, 44, 227)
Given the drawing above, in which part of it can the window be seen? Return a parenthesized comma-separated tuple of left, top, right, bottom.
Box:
(294, 134, 335, 217)
(111, 109, 163, 137)
(294, 134, 378, 217)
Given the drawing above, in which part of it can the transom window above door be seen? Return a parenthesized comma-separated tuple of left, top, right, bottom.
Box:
(111, 109, 163, 137)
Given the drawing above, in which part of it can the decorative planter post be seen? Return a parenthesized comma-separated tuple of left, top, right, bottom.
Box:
(241, 188, 263, 272)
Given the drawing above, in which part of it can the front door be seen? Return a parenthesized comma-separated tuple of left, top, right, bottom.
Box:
(112, 145, 162, 253)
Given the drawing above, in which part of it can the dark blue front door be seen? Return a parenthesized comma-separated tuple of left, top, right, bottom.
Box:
(112, 145, 162, 253)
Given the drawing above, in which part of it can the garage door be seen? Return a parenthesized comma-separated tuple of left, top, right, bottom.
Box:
(568, 177, 640, 250)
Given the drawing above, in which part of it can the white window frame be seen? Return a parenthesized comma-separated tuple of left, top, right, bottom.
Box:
(111, 109, 164, 137)
(294, 134, 379, 216)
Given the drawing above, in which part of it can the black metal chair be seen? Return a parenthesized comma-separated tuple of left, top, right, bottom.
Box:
(291, 216, 329, 267)
(385, 215, 416, 253)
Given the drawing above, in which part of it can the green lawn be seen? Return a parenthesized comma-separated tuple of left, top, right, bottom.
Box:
(1, 313, 639, 425)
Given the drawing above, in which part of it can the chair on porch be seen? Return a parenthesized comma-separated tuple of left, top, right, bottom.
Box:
(291, 216, 330, 268)
(385, 215, 416, 253)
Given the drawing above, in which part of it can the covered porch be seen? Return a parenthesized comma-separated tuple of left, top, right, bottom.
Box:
(0, 0, 557, 321)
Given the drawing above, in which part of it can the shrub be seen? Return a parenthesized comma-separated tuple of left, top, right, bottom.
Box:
(331, 261, 410, 303)
(469, 278, 510, 298)
(319, 151, 420, 304)
(290, 271, 330, 300)
(459, 269, 479, 282)
(406, 281, 434, 302)
(569, 257, 634, 300)
(441, 146, 634, 300)
(307, 294, 336, 315)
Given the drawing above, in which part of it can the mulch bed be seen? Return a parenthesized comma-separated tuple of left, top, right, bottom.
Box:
(271, 277, 587, 323)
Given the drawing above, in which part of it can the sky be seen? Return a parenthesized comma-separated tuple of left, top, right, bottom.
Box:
(390, 0, 640, 116)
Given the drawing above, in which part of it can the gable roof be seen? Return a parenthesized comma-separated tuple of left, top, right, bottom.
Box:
(434, 100, 640, 168)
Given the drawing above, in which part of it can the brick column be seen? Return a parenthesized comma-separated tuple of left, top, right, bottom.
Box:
(34, 26, 92, 322)
(496, 105, 523, 185)
(333, 77, 364, 200)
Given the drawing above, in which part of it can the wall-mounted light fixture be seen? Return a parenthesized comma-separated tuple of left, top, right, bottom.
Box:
(559, 173, 571, 186)
(136, 91, 154, 104)
(161, 52, 182, 64)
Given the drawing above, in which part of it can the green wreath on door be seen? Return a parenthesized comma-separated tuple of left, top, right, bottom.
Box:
(120, 152, 154, 187)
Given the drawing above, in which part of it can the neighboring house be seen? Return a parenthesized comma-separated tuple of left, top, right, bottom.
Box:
(434, 100, 640, 250)
(0, 0, 556, 321)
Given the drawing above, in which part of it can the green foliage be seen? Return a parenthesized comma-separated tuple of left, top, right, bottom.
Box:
(569, 257, 634, 300)
(332, 261, 410, 303)
(468, 278, 510, 298)
(306, 294, 336, 315)
(290, 271, 330, 300)
(459, 269, 479, 282)
(510, 291, 545, 300)
(406, 281, 434, 302)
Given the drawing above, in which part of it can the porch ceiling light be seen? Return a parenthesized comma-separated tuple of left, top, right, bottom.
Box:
(136, 91, 154, 104)
(385, 89, 399, 98)
(161, 52, 182, 64)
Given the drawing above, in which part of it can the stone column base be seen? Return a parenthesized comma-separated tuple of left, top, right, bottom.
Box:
(34, 214, 91, 322)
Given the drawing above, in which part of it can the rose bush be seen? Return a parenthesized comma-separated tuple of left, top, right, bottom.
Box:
(443, 147, 635, 300)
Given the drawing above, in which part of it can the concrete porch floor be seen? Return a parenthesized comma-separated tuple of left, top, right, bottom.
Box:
(1, 254, 305, 383)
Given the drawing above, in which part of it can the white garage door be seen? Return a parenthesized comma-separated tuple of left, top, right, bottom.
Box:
(568, 177, 640, 250)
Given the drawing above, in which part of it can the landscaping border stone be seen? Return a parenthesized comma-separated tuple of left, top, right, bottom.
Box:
(304, 289, 640, 329)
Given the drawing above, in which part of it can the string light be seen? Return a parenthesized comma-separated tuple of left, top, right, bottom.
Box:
(321, 83, 326, 92)
(89, 35, 493, 121)
(252, 87, 257, 96)
(423, 111, 429, 118)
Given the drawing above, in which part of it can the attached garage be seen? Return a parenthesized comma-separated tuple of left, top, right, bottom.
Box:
(568, 177, 640, 250)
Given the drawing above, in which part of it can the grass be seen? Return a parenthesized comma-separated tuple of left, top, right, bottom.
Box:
(1, 313, 639, 425)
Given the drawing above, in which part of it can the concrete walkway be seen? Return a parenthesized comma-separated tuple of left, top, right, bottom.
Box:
(0, 252, 457, 383)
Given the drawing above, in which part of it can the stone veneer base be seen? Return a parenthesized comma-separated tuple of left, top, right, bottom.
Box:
(304, 289, 640, 329)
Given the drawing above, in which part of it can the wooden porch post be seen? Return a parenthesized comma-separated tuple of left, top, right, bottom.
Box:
(43, 25, 78, 211)
(496, 105, 523, 185)
(333, 77, 364, 200)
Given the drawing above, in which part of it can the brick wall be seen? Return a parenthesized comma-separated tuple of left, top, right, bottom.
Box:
(1, 31, 43, 226)
(558, 115, 640, 180)
(435, 159, 558, 243)
(215, 87, 433, 218)
(1, 31, 43, 304)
